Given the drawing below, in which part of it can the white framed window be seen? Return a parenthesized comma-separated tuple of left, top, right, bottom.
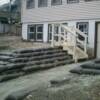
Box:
(36, 24, 43, 41)
(38, 0, 48, 7)
(26, 0, 35, 9)
(51, 0, 62, 6)
(85, 0, 99, 2)
(28, 25, 36, 40)
(77, 22, 89, 34)
(67, 0, 79, 4)
(76, 22, 89, 42)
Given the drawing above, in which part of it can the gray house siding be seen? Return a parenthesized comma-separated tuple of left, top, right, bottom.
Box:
(21, 0, 100, 23)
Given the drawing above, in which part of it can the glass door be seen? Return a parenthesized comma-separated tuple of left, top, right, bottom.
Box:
(36, 24, 43, 41)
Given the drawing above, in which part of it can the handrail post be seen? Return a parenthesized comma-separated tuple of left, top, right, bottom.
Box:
(84, 36, 87, 53)
(51, 24, 54, 47)
(58, 24, 62, 45)
(73, 31, 77, 62)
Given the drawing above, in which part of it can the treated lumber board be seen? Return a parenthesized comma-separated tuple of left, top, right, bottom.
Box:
(81, 63, 100, 70)
(70, 67, 100, 75)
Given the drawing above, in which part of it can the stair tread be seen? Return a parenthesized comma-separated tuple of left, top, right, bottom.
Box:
(70, 67, 100, 75)
(13, 50, 67, 58)
(13, 46, 62, 54)
(8, 52, 69, 63)
(23, 59, 74, 72)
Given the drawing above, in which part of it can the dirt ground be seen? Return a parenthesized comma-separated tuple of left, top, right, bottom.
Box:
(0, 36, 51, 52)
(0, 36, 100, 100)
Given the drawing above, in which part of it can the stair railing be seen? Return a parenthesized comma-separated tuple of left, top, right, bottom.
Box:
(51, 23, 88, 61)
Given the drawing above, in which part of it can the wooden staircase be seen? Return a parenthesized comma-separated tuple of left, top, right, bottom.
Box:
(51, 24, 88, 62)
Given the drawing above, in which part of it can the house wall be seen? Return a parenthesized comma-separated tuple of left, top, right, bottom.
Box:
(21, 0, 100, 23)
(22, 20, 95, 48)
(0, 23, 9, 33)
(22, 23, 28, 40)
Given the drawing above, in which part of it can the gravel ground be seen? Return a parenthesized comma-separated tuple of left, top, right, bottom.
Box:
(0, 63, 79, 100)
(0, 62, 100, 100)
(0, 36, 100, 100)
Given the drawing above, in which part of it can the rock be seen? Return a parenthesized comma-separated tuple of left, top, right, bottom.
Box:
(50, 76, 72, 87)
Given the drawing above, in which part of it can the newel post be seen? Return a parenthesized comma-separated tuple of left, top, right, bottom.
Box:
(51, 24, 54, 47)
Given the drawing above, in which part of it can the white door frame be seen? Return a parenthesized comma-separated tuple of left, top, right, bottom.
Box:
(95, 22, 100, 58)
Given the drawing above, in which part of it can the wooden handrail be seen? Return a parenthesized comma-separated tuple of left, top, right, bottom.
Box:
(51, 23, 88, 61)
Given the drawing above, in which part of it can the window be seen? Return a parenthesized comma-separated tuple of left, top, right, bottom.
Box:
(26, 0, 35, 9)
(38, 0, 48, 7)
(76, 22, 89, 41)
(51, 0, 62, 6)
(85, 0, 99, 2)
(36, 25, 43, 41)
(67, 0, 79, 4)
(28, 25, 36, 39)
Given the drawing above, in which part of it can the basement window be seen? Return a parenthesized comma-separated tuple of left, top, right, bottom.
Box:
(67, 0, 79, 4)
(51, 0, 62, 6)
(38, 0, 48, 7)
(26, 0, 35, 9)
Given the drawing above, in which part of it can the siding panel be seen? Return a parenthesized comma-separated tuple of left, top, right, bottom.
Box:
(21, 0, 100, 23)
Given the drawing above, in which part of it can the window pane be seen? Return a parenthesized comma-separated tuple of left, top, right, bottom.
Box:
(26, 0, 35, 9)
(28, 25, 35, 32)
(37, 25, 43, 32)
(38, 0, 48, 7)
(76, 22, 88, 41)
(37, 33, 43, 40)
(67, 0, 79, 4)
(51, 0, 62, 5)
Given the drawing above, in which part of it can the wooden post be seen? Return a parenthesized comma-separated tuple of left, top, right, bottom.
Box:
(58, 24, 61, 45)
(51, 24, 54, 47)
(84, 36, 87, 53)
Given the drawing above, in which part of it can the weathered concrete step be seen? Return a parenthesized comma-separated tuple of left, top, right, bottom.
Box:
(94, 59, 100, 64)
(26, 55, 73, 66)
(13, 46, 63, 54)
(81, 63, 100, 70)
(0, 63, 26, 74)
(0, 72, 24, 82)
(0, 55, 72, 75)
(23, 59, 74, 74)
(0, 52, 13, 57)
(70, 67, 100, 75)
(1, 69, 22, 75)
(13, 49, 67, 58)
(0, 61, 9, 65)
(0, 56, 13, 61)
(9, 52, 70, 63)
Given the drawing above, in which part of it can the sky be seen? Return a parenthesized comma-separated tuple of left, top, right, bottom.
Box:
(0, 0, 9, 6)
